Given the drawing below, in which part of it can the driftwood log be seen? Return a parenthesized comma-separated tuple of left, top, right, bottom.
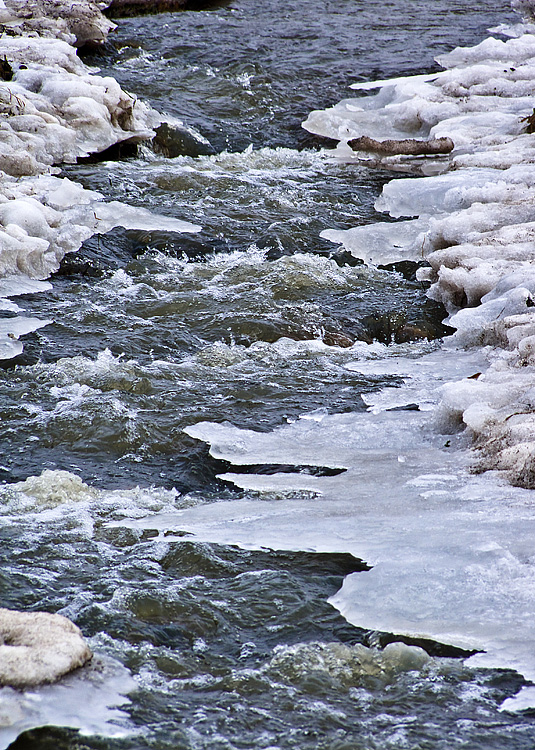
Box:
(348, 135, 454, 156)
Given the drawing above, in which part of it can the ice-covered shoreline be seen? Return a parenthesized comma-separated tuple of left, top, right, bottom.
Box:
(303, 0, 535, 490)
(0, 0, 200, 359)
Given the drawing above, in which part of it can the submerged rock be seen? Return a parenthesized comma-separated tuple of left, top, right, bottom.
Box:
(359, 311, 444, 345)
(322, 330, 355, 348)
(0, 608, 92, 688)
(269, 640, 430, 689)
(104, 0, 229, 17)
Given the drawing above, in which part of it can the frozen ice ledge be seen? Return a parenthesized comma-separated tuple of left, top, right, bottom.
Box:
(0, 0, 201, 360)
(300, 0, 535, 492)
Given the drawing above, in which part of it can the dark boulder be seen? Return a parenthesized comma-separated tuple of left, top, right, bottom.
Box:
(152, 122, 215, 158)
(104, 0, 230, 17)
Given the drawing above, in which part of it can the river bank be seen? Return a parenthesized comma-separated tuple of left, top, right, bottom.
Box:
(303, 1, 535, 490)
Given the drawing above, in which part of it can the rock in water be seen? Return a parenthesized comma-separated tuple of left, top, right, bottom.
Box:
(105, 0, 188, 16)
(0, 608, 92, 688)
(152, 122, 214, 157)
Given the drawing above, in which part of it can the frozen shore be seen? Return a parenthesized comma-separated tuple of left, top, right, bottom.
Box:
(303, 0, 535, 490)
(0, 0, 200, 359)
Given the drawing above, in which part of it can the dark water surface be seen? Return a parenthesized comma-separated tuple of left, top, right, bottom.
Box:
(5, 0, 535, 747)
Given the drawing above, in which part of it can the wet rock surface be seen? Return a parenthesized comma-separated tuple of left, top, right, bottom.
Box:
(104, 0, 229, 17)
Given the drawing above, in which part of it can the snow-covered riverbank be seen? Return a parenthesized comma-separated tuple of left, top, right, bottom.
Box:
(0, 0, 199, 358)
(303, 1, 535, 490)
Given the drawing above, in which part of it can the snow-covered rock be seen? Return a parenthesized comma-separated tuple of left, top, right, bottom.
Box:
(0, 608, 92, 688)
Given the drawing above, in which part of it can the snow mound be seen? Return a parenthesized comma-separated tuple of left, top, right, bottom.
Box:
(0, 35, 158, 176)
(0, 608, 92, 688)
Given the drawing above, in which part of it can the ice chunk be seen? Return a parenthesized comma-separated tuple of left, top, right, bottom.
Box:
(0, 654, 136, 749)
(0, 34, 159, 177)
(321, 218, 428, 265)
(0, 0, 116, 47)
(91, 201, 201, 235)
(374, 169, 509, 218)
(0, 174, 200, 280)
(0, 316, 50, 360)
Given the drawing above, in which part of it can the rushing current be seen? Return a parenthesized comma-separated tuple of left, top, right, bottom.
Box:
(4, 0, 535, 747)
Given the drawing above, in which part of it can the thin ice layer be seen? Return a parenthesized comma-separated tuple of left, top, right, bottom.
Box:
(0, 654, 136, 750)
(0, 315, 50, 360)
(121, 399, 535, 711)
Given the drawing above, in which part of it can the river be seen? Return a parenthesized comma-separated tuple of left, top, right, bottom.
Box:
(4, 0, 535, 747)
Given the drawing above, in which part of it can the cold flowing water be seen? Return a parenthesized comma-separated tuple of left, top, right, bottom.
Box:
(4, 0, 535, 748)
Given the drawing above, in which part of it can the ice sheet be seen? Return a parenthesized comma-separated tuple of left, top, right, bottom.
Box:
(121, 402, 535, 711)
(0, 315, 50, 360)
(304, 31, 535, 173)
(174, 9, 535, 707)
(0, 654, 137, 750)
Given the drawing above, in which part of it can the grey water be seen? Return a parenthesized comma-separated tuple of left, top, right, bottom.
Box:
(5, 0, 535, 747)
